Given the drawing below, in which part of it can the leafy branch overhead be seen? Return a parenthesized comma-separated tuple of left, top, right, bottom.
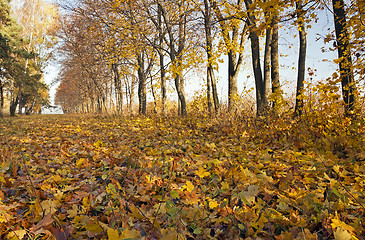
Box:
(53, 0, 365, 117)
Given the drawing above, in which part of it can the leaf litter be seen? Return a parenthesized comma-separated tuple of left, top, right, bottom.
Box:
(0, 114, 364, 239)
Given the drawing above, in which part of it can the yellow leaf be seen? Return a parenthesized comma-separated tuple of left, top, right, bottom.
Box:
(334, 227, 352, 240)
(160, 228, 178, 240)
(40, 199, 58, 215)
(0, 211, 13, 223)
(195, 167, 210, 178)
(82, 196, 90, 208)
(6, 230, 27, 240)
(205, 142, 217, 150)
(240, 185, 259, 204)
(85, 223, 103, 233)
(221, 181, 229, 191)
(107, 228, 120, 240)
(251, 213, 268, 231)
(0, 175, 5, 183)
(170, 190, 180, 199)
(207, 197, 219, 209)
(129, 204, 144, 219)
(119, 228, 141, 239)
(183, 181, 195, 193)
(94, 140, 104, 148)
(258, 172, 273, 183)
(331, 215, 355, 233)
(67, 205, 80, 218)
(297, 228, 318, 240)
(76, 158, 85, 167)
(238, 224, 246, 230)
(276, 202, 290, 211)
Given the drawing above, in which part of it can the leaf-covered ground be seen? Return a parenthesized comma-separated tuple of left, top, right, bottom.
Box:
(0, 114, 364, 240)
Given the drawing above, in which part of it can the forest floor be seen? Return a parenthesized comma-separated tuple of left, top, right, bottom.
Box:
(0, 114, 364, 240)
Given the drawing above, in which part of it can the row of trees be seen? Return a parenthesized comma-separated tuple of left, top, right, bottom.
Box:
(55, 0, 365, 116)
(0, 0, 58, 117)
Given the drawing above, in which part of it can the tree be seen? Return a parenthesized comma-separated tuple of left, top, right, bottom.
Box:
(157, 0, 188, 115)
(209, 0, 246, 112)
(243, 0, 282, 116)
(9, 0, 58, 115)
(202, 0, 219, 113)
(0, 0, 24, 117)
(294, 0, 307, 117)
(332, 0, 356, 115)
(270, 9, 280, 109)
(0, 0, 12, 117)
(244, 0, 266, 115)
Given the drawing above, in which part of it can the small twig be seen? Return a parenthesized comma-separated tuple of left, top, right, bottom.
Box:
(317, 155, 365, 211)
(152, 200, 162, 229)
(2, 210, 21, 240)
(337, 179, 365, 210)
(21, 152, 44, 214)
(108, 199, 118, 226)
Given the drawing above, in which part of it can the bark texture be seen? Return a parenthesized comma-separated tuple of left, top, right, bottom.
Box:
(271, 17, 280, 108)
(332, 0, 356, 115)
(294, 1, 307, 117)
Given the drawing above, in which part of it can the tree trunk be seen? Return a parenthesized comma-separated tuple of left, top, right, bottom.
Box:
(245, 0, 265, 116)
(294, 1, 307, 117)
(204, 0, 219, 114)
(209, 67, 219, 112)
(271, 16, 281, 108)
(26, 90, 38, 115)
(177, 2, 187, 116)
(10, 95, 19, 117)
(97, 96, 102, 113)
(18, 96, 25, 114)
(250, 31, 265, 116)
(130, 75, 136, 114)
(332, 0, 356, 115)
(0, 81, 3, 118)
(207, 69, 212, 114)
(209, 0, 244, 112)
(158, 4, 166, 115)
(151, 77, 157, 114)
(228, 50, 239, 111)
(160, 55, 166, 115)
(263, 27, 272, 110)
(137, 54, 147, 115)
(175, 74, 187, 115)
(158, 0, 187, 115)
(112, 63, 123, 114)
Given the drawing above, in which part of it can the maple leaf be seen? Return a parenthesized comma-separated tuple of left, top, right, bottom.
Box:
(161, 228, 178, 240)
(195, 167, 210, 178)
(107, 228, 120, 240)
(30, 213, 54, 232)
(331, 217, 356, 234)
(240, 185, 259, 204)
(333, 228, 353, 240)
(119, 228, 141, 239)
(182, 181, 195, 193)
(6, 229, 27, 240)
(94, 140, 105, 148)
(206, 197, 219, 209)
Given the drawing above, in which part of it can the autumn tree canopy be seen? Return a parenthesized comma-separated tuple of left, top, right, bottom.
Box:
(52, 0, 364, 117)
